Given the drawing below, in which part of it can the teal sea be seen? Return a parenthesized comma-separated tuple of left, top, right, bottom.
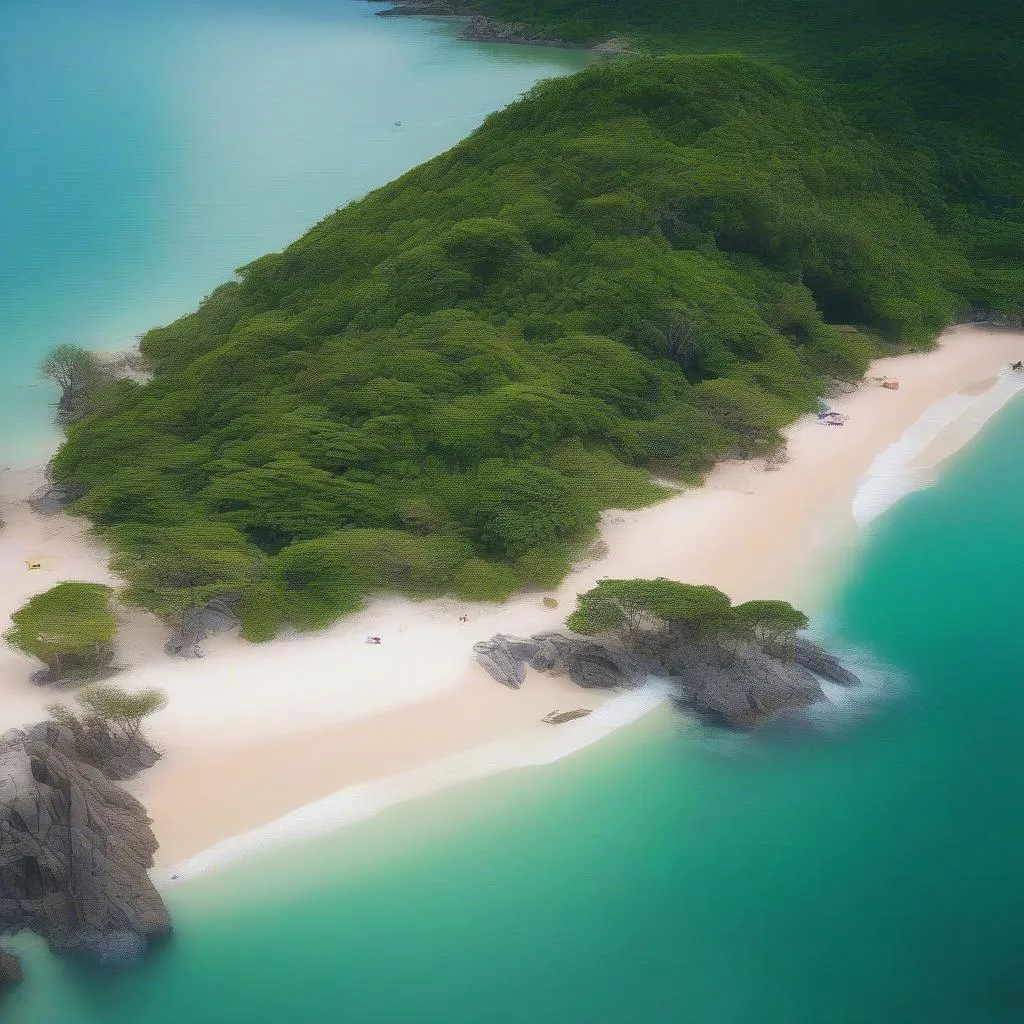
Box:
(5, 398, 1023, 1021)
(4, 4, 1024, 1023)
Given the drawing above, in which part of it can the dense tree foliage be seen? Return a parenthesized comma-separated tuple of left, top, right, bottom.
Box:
(4, 583, 118, 679)
(567, 577, 807, 657)
(50, 11, 1021, 638)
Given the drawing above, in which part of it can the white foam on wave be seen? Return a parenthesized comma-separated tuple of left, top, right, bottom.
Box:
(161, 680, 673, 884)
(852, 371, 1024, 527)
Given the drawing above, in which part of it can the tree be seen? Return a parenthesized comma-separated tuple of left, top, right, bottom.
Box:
(734, 599, 809, 658)
(567, 578, 809, 660)
(4, 582, 117, 681)
(40, 344, 103, 415)
(47, 684, 168, 767)
(566, 577, 733, 651)
(73, 684, 168, 744)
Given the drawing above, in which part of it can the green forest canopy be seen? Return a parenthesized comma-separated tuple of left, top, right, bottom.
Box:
(50, 0, 1023, 641)
(566, 577, 808, 656)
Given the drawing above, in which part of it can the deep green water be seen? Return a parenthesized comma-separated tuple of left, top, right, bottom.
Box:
(0, 0, 588, 464)
(5, 399, 1023, 1021)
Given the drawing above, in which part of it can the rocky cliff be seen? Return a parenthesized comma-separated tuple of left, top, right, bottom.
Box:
(474, 631, 860, 728)
(0, 722, 171, 977)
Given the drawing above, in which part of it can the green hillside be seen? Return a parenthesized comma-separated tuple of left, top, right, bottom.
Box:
(51, 11, 1022, 638)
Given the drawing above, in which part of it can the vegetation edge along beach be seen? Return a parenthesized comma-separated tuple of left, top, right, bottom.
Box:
(2, 0, 1024, 993)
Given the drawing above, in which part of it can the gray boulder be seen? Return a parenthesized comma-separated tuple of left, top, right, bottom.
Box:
(666, 643, 825, 729)
(165, 596, 240, 658)
(28, 719, 160, 783)
(472, 632, 645, 691)
(793, 637, 860, 687)
(0, 724, 171, 963)
(529, 632, 646, 690)
(472, 634, 540, 688)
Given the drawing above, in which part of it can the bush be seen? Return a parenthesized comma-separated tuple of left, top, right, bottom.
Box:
(4, 582, 118, 680)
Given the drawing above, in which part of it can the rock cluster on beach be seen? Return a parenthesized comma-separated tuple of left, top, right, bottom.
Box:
(474, 632, 646, 691)
(474, 632, 861, 728)
(164, 595, 240, 658)
(0, 722, 171, 977)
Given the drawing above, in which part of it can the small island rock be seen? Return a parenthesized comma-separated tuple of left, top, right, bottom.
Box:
(0, 724, 171, 963)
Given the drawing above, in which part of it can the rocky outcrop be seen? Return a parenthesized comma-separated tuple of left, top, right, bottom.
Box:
(473, 630, 861, 729)
(591, 37, 638, 56)
(0, 722, 171, 965)
(471, 634, 543, 689)
(792, 636, 860, 688)
(165, 595, 240, 658)
(378, 2, 456, 15)
(664, 643, 825, 729)
(460, 15, 568, 46)
(59, 718, 161, 782)
(0, 948, 22, 990)
(374, 3, 576, 48)
(474, 632, 646, 691)
(529, 632, 646, 689)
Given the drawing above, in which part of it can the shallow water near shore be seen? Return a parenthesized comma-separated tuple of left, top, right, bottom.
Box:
(0, 0, 589, 465)
(6, 395, 1023, 1021)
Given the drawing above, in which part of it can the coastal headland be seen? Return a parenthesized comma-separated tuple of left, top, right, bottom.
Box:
(2, 326, 1021, 871)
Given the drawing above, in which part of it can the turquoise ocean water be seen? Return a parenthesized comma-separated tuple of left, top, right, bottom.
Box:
(3, 3, 1024, 1022)
(5, 399, 1023, 1022)
(0, 0, 588, 465)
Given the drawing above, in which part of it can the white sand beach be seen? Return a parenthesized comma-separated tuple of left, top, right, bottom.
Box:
(1, 325, 1022, 869)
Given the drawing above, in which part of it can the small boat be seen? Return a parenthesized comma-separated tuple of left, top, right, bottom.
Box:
(882, 379, 900, 390)
(542, 708, 592, 725)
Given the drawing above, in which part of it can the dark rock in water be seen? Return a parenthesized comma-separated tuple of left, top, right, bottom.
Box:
(792, 637, 860, 687)
(473, 629, 861, 729)
(165, 595, 240, 658)
(0, 949, 22, 989)
(666, 643, 824, 729)
(0, 724, 171, 964)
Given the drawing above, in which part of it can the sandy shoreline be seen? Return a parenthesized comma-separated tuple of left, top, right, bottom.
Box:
(1, 325, 1022, 870)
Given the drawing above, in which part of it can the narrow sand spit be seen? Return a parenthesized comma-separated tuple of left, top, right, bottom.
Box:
(1, 326, 1021, 867)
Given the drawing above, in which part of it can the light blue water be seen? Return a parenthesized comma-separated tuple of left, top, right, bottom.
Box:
(0, 0, 588, 464)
